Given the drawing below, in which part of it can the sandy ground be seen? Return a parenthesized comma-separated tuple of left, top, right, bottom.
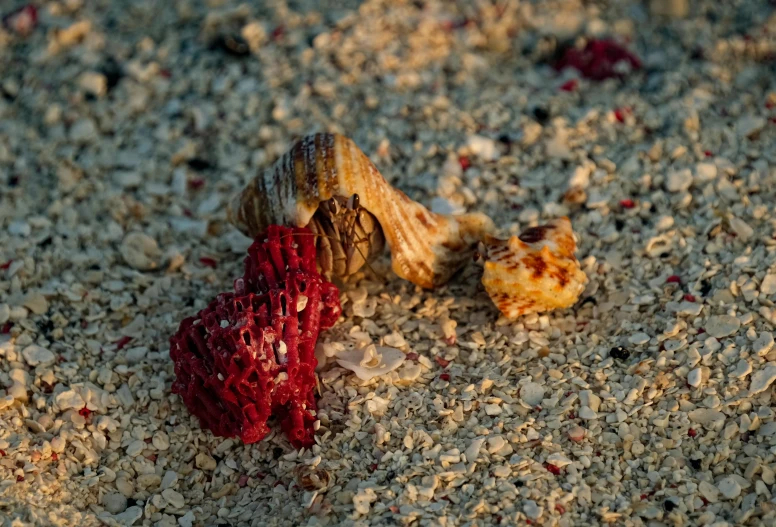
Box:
(2, 0, 776, 526)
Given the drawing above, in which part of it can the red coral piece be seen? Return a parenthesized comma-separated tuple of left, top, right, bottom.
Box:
(199, 256, 218, 268)
(556, 39, 641, 81)
(559, 79, 578, 92)
(3, 5, 37, 37)
(170, 225, 341, 448)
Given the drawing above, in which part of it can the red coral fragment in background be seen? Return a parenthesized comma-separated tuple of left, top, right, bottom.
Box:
(559, 79, 578, 92)
(170, 226, 341, 448)
(3, 5, 37, 37)
(556, 39, 641, 81)
(199, 256, 218, 268)
(114, 336, 133, 350)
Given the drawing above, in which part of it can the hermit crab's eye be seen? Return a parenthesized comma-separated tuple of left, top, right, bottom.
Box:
(346, 193, 360, 211)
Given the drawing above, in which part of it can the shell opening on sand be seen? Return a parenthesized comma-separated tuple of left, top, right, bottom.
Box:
(228, 133, 495, 288)
(481, 217, 587, 319)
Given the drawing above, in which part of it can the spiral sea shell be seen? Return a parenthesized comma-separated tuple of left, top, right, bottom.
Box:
(480, 218, 587, 319)
(228, 133, 495, 289)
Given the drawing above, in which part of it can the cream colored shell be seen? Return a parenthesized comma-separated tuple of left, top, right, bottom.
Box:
(481, 217, 587, 319)
(228, 133, 494, 289)
(334, 344, 406, 381)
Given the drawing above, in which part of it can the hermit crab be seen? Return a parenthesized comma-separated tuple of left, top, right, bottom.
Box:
(228, 133, 587, 319)
(228, 133, 494, 289)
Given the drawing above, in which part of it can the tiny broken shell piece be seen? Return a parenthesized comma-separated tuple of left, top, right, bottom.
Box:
(228, 133, 495, 288)
(334, 344, 406, 381)
(481, 217, 587, 319)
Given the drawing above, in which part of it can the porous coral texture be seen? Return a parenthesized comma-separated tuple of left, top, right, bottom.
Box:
(170, 226, 341, 448)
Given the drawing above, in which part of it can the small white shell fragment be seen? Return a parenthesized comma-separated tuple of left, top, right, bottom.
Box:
(568, 426, 586, 442)
(754, 332, 774, 356)
(335, 344, 405, 381)
(546, 453, 572, 467)
(705, 315, 741, 339)
(485, 404, 502, 415)
(430, 196, 465, 216)
(748, 363, 776, 396)
(717, 476, 742, 500)
(352, 488, 377, 515)
(397, 363, 422, 383)
(688, 367, 703, 387)
(22, 344, 56, 367)
(296, 295, 308, 312)
(688, 408, 725, 426)
(466, 134, 499, 161)
(55, 389, 86, 410)
(520, 382, 546, 406)
(23, 293, 49, 315)
(465, 437, 486, 462)
(629, 332, 650, 345)
(694, 162, 717, 183)
(120, 232, 162, 271)
(736, 115, 765, 138)
(523, 500, 543, 520)
(761, 274, 776, 296)
(365, 396, 390, 416)
(666, 168, 693, 192)
(731, 360, 752, 379)
(728, 217, 753, 241)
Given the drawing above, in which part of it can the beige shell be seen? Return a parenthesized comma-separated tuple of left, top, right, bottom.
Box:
(481, 217, 587, 319)
(334, 344, 406, 381)
(228, 133, 495, 289)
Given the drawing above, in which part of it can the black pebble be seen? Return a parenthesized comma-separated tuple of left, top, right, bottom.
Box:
(515, 480, 524, 487)
(610, 346, 630, 360)
(39, 319, 55, 335)
(700, 279, 712, 296)
(99, 57, 124, 91)
(187, 158, 214, 171)
(532, 107, 550, 124)
(615, 218, 625, 231)
(663, 499, 676, 512)
(690, 459, 702, 470)
(272, 447, 284, 459)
